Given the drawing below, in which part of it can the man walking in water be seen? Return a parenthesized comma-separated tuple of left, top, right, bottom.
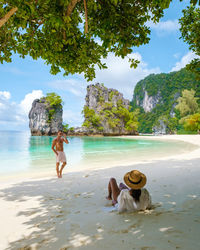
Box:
(52, 130, 69, 178)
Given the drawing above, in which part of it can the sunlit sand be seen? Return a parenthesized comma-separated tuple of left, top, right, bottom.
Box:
(0, 135, 200, 250)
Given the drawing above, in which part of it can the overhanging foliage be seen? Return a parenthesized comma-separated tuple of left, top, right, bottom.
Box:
(1, 0, 198, 80)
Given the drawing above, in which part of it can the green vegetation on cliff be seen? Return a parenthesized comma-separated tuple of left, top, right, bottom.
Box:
(83, 103, 139, 134)
(42, 92, 63, 123)
(83, 106, 103, 131)
(82, 85, 139, 134)
(132, 68, 200, 133)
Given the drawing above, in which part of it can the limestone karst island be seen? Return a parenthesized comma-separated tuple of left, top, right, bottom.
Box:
(29, 68, 200, 136)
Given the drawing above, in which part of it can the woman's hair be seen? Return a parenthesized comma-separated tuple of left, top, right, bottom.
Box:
(130, 189, 141, 202)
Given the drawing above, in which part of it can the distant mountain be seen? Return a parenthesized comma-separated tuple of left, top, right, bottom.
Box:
(131, 68, 200, 133)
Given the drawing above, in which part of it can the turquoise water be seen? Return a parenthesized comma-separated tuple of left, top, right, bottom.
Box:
(0, 131, 196, 176)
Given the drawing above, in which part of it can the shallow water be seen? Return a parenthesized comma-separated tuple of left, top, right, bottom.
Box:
(0, 131, 197, 175)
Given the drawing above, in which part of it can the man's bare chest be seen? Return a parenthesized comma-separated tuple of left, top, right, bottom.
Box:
(56, 139, 63, 147)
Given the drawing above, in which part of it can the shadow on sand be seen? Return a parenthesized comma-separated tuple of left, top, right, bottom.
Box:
(0, 157, 200, 250)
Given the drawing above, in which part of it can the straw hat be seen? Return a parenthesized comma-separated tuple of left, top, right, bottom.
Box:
(124, 170, 147, 189)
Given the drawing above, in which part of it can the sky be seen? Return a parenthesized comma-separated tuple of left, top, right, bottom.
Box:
(0, 0, 199, 131)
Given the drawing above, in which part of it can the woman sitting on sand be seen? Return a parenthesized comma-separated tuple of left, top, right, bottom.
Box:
(106, 170, 151, 213)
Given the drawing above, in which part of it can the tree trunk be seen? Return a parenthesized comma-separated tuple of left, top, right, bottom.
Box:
(0, 7, 18, 28)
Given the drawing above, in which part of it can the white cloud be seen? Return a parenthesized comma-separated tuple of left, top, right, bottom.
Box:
(0, 88, 83, 129)
(48, 52, 160, 101)
(147, 19, 180, 35)
(90, 52, 161, 99)
(61, 52, 160, 126)
(48, 79, 87, 97)
(0, 52, 162, 129)
(0, 91, 11, 100)
(20, 90, 44, 114)
(63, 109, 84, 127)
(46, 52, 161, 127)
(0, 91, 24, 123)
(0, 90, 44, 130)
(48, 79, 87, 127)
(171, 51, 200, 72)
(49, 52, 160, 101)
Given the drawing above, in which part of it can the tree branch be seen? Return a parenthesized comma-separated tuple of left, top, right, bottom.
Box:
(65, 0, 88, 33)
(83, 0, 88, 33)
(66, 0, 80, 16)
(0, 7, 18, 28)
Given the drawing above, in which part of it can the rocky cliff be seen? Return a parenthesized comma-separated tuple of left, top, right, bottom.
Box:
(135, 90, 162, 112)
(85, 83, 130, 111)
(78, 83, 138, 135)
(29, 98, 63, 135)
(132, 68, 200, 133)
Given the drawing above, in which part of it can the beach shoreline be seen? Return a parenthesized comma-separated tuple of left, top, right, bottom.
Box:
(0, 135, 200, 250)
(0, 134, 199, 183)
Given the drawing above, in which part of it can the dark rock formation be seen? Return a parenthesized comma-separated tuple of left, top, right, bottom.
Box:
(29, 98, 63, 135)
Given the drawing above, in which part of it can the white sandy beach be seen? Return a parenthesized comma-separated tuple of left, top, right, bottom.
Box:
(0, 135, 200, 250)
